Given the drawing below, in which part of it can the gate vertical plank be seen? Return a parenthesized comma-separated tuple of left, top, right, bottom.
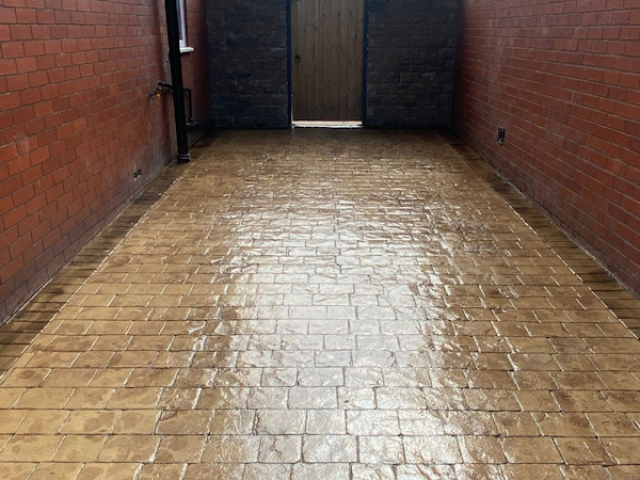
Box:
(348, 0, 364, 120)
(339, 0, 349, 118)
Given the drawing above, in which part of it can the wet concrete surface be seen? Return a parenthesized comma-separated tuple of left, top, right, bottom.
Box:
(1, 129, 640, 479)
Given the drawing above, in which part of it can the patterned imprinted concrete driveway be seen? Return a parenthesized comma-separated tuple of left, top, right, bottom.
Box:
(1, 129, 640, 480)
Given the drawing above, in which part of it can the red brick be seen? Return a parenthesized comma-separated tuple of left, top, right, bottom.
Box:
(20, 87, 42, 106)
(9, 24, 33, 41)
(33, 100, 53, 118)
(2, 202, 27, 230)
(21, 164, 43, 187)
(0, 0, 209, 322)
(0, 25, 10, 42)
(17, 210, 38, 238)
(1, 42, 25, 59)
(12, 260, 36, 290)
(15, 56, 38, 73)
(40, 226, 61, 251)
(16, 7, 37, 23)
(28, 70, 48, 88)
(29, 146, 50, 165)
(0, 246, 10, 272)
(0, 7, 18, 23)
(455, 0, 640, 296)
(24, 41, 45, 57)
(55, 123, 74, 140)
(22, 240, 44, 266)
(2, 92, 23, 110)
(48, 140, 66, 157)
(0, 59, 18, 76)
(0, 196, 14, 216)
(61, 38, 78, 53)
(12, 182, 36, 207)
(6, 158, 31, 180)
(0, 144, 18, 163)
(0, 257, 25, 285)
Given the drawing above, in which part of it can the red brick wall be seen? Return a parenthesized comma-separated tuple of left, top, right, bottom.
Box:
(0, 0, 210, 323)
(454, 0, 640, 295)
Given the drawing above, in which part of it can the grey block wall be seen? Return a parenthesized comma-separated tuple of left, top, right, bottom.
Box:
(365, 0, 459, 127)
(205, 0, 458, 128)
(206, 0, 289, 128)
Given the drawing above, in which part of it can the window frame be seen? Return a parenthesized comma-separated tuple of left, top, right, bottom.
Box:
(177, 0, 188, 49)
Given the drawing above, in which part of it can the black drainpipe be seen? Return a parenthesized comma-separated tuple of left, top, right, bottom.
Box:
(164, 0, 191, 163)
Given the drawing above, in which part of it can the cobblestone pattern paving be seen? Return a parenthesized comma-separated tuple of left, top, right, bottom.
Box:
(1, 130, 640, 480)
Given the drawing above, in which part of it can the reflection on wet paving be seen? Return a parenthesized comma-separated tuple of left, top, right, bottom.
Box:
(1, 129, 640, 479)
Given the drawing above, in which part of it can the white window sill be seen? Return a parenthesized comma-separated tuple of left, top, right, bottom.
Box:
(180, 47, 194, 54)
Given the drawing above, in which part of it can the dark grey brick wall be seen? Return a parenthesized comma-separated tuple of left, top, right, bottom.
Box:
(365, 0, 459, 127)
(204, 0, 457, 128)
(206, 0, 289, 128)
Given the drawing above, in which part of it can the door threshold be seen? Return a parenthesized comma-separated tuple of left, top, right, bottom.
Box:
(293, 121, 363, 128)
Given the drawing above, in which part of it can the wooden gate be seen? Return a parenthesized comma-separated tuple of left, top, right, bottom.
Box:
(291, 0, 365, 122)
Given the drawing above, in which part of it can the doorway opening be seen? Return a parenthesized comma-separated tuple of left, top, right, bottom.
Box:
(290, 0, 365, 125)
